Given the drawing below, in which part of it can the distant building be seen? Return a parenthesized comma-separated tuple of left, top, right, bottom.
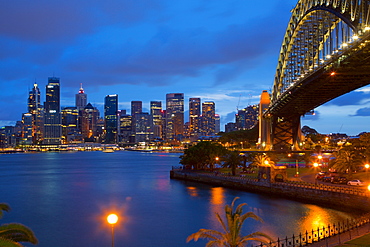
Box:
(189, 98, 201, 139)
(118, 111, 133, 144)
(104, 95, 118, 144)
(44, 77, 62, 145)
(81, 103, 100, 142)
(28, 83, 44, 144)
(201, 101, 216, 136)
(75, 84, 87, 110)
(61, 107, 82, 144)
(225, 122, 237, 133)
(215, 114, 220, 134)
(21, 113, 33, 145)
(236, 105, 259, 130)
(134, 112, 153, 143)
(150, 101, 163, 139)
(165, 93, 184, 140)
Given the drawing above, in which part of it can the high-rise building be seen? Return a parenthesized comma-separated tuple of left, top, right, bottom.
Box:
(236, 105, 259, 130)
(44, 77, 62, 145)
(81, 103, 100, 141)
(61, 107, 80, 144)
(28, 83, 44, 144)
(134, 112, 153, 143)
(215, 114, 220, 134)
(150, 101, 162, 139)
(104, 94, 118, 144)
(131, 101, 142, 118)
(165, 93, 184, 140)
(76, 84, 87, 110)
(21, 113, 33, 145)
(118, 110, 133, 144)
(189, 98, 201, 139)
(201, 101, 216, 136)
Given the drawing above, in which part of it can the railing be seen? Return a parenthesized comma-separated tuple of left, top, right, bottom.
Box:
(251, 213, 370, 247)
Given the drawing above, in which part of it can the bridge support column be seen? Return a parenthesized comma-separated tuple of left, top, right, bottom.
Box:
(258, 91, 272, 150)
(271, 115, 302, 151)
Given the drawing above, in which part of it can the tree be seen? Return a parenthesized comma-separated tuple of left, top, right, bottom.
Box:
(186, 197, 272, 247)
(222, 151, 242, 176)
(252, 154, 275, 168)
(180, 141, 227, 170)
(330, 148, 363, 179)
(0, 203, 38, 246)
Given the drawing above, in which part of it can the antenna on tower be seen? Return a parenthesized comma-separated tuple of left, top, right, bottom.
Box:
(236, 94, 241, 111)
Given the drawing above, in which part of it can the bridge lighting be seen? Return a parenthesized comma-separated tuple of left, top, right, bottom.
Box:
(353, 35, 359, 40)
(326, 55, 331, 59)
(330, 71, 336, 76)
(342, 43, 348, 48)
(365, 26, 370, 31)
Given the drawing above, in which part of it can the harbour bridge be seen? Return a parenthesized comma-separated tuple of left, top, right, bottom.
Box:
(260, 0, 370, 150)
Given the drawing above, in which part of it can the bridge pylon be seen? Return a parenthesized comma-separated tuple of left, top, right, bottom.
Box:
(258, 90, 303, 151)
(258, 90, 272, 150)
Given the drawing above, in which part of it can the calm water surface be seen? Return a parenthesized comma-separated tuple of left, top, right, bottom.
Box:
(0, 151, 362, 247)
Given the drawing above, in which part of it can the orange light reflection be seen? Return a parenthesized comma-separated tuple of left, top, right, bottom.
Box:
(186, 186, 199, 197)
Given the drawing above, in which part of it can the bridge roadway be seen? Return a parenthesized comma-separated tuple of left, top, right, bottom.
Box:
(267, 31, 370, 118)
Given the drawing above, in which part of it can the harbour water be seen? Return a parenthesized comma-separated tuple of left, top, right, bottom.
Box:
(0, 151, 363, 247)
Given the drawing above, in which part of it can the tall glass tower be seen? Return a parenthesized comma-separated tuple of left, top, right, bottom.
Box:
(44, 77, 61, 145)
(201, 101, 216, 136)
(75, 83, 87, 110)
(165, 93, 184, 140)
(28, 83, 44, 144)
(150, 101, 162, 139)
(189, 98, 201, 138)
(104, 94, 118, 144)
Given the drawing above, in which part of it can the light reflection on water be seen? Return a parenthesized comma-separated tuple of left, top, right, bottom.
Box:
(0, 151, 363, 247)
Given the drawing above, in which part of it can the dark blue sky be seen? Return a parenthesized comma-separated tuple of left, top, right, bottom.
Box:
(1, 0, 369, 135)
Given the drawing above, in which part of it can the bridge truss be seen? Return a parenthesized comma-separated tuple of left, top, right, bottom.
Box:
(264, 0, 370, 150)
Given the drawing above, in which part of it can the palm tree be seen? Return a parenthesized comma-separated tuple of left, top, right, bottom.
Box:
(222, 151, 242, 176)
(186, 197, 272, 247)
(0, 203, 38, 246)
(330, 148, 362, 179)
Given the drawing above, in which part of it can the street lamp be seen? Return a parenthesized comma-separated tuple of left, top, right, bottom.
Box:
(365, 164, 369, 182)
(107, 214, 118, 247)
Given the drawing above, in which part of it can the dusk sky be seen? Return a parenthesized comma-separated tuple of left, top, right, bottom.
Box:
(1, 0, 370, 136)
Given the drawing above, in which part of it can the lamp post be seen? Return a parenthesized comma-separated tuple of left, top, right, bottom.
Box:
(313, 163, 319, 185)
(107, 214, 118, 247)
(365, 164, 369, 182)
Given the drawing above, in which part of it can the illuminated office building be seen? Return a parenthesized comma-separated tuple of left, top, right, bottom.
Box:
(201, 101, 216, 136)
(165, 93, 184, 140)
(104, 94, 118, 144)
(28, 83, 44, 144)
(150, 101, 162, 139)
(75, 84, 87, 110)
(44, 77, 62, 145)
(189, 98, 201, 139)
(81, 103, 100, 141)
(61, 107, 81, 144)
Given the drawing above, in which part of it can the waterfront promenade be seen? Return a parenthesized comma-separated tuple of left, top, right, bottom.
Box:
(170, 168, 370, 247)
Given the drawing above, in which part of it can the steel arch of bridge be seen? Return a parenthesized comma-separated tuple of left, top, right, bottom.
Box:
(261, 0, 370, 150)
(272, 0, 370, 104)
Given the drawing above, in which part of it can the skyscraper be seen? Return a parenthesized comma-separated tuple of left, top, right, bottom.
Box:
(44, 77, 61, 145)
(201, 101, 216, 136)
(104, 94, 118, 144)
(165, 93, 184, 140)
(75, 84, 87, 110)
(150, 101, 162, 139)
(81, 103, 100, 141)
(28, 83, 43, 144)
(131, 101, 142, 118)
(189, 98, 201, 139)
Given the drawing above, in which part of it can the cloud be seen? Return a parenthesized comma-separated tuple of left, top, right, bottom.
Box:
(302, 110, 320, 121)
(327, 89, 370, 106)
(351, 107, 370, 116)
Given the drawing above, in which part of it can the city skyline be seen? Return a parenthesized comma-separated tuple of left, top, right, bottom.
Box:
(1, 0, 370, 135)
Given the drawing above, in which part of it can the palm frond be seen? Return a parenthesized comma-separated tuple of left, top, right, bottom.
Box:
(0, 223, 38, 244)
(0, 237, 23, 247)
(0, 203, 11, 219)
